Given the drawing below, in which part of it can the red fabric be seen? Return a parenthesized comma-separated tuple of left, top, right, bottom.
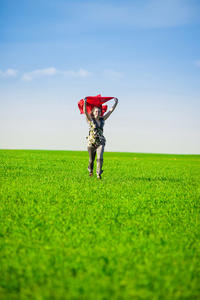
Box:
(78, 94, 114, 116)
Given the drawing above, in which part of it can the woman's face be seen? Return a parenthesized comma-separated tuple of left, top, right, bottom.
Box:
(93, 108, 101, 118)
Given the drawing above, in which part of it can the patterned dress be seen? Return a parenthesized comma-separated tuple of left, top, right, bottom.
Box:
(87, 117, 106, 148)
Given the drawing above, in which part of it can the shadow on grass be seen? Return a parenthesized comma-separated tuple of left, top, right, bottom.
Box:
(133, 177, 180, 183)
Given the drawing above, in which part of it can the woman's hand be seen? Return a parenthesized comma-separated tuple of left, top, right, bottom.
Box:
(114, 97, 118, 103)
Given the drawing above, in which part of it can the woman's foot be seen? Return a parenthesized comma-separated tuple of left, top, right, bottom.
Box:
(97, 175, 101, 179)
(89, 172, 93, 177)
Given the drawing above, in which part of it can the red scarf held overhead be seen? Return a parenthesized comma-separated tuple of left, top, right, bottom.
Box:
(78, 94, 114, 116)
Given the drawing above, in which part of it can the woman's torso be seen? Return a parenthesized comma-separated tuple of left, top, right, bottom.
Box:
(87, 117, 106, 147)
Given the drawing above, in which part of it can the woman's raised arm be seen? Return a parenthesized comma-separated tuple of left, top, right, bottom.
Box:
(103, 98, 118, 121)
(83, 98, 91, 122)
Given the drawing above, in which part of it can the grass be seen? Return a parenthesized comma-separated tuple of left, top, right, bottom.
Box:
(0, 149, 200, 300)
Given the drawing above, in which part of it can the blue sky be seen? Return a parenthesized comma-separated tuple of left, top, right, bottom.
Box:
(0, 0, 200, 154)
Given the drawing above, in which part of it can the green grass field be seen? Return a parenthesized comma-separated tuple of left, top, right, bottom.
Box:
(0, 150, 200, 300)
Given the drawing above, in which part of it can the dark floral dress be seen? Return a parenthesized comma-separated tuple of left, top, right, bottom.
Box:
(87, 117, 106, 147)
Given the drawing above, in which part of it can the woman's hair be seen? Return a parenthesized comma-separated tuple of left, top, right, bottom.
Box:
(90, 106, 102, 118)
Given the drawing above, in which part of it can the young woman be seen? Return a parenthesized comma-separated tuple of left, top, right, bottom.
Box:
(83, 97, 118, 179)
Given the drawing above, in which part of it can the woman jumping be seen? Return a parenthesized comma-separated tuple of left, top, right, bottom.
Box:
(83, 97, 118, 179)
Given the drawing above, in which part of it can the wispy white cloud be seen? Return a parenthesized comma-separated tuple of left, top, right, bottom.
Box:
(0, 69, 19, 78)
(195, 60, 200, 67)
(0, 67, 92, 81)
(21, 67, 92, 81)
(61, 69, 92, 78)
(21, 67, 58, 81)
(103, 70, 123, 81)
